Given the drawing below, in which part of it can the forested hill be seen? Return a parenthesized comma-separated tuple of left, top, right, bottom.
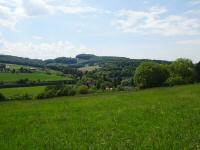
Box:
(0, 54, 170, 68)
(0, 55, 45, 67)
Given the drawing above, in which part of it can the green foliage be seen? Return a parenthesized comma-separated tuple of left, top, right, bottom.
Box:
(45, 57, 77, 65)
(195, 61, 200, 82)
(100, 81, 113, 89)
(76, 54, 96, 60)
(165, 75, 185, 86)
(134, 62, 169, 88)
(0, 93, 6, 101)
(0, 55, 45, 67)
(0, 64, 6, 72)
(77, 85, 89, 94)
(121, 79, 129, 86)
(37, 85, 76, 99)
(16, 78, 29, 84)
(117, 85, 124, 91)
(169, 58, 196, 83)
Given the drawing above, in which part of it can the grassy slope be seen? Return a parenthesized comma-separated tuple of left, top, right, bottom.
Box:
(0, 84, 200, 149)
(0, 86, 46, 97)
(0, 73, 71, 82)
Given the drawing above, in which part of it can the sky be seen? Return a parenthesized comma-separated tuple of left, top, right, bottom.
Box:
(0, 0, 200, 62)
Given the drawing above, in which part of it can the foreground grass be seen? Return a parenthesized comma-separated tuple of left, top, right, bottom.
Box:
(0, 86, 46, 97)
(0, 73, 71, 82)
(0, 84, 200, 149)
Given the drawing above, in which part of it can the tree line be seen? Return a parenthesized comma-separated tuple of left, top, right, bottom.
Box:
(0, 57, 200, 101)
(134, 58, 199, 88)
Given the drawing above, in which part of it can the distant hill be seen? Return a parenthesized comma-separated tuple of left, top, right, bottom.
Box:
(0, 54, 170, 69)
(0, 55, 45, 67)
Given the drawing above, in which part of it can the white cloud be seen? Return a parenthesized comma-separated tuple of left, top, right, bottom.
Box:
(176, 39, 200, 45)
(0, 36, 93, 59)
(113, 6, 200, 36)
(0, 4, 22, 31)
(190, 0, 200, 5)
(58, 6, 97, 14)
(0, 0, 101, 31)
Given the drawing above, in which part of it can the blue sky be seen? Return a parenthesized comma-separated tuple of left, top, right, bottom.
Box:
(0, 0, 200, 62)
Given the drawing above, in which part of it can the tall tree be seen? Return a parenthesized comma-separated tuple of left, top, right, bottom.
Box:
(134, 62, 169, 88)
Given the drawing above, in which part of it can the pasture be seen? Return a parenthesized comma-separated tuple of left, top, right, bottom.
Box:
(0, 84, 200, 149)
(0, 86, 46, 97)
(0, 73, 72, 82)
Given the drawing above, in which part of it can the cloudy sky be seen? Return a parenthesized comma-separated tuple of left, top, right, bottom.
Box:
(0, 0, 200, 62)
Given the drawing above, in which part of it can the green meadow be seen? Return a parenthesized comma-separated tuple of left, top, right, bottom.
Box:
(0, 86, 46, 97)
(0, 73, 71, 82)
(0, 84, 200, 149)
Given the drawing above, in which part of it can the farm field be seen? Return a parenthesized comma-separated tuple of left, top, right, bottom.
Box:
(0, 84, 200, 149)
(0, 73, 72, 82)
(0, 86, 46, 97)
(5, 64, 62, 74)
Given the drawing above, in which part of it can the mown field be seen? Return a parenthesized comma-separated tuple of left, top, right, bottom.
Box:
(0, 86, 46, 97)
(0, 73, 71, 82)
(0, 84, 200, 149)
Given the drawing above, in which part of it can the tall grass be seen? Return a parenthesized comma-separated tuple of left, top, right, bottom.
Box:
(0, 84, 200, 149)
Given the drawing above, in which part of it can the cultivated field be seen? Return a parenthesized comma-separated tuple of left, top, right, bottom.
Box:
(0, 84, 200, 149)
(0, 73, 71, 82)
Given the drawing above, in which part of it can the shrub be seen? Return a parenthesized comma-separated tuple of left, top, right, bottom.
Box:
(36, 93, 46, 99)
(56, 86, 76, 96)
(100, 81, 113, 90)
(169, 58, 196, 84)
(121, 79, 129, 86)
(77, 85, 89, 94)
(195, 61, 200, 82)
(37, 85, 76, 99)
(117, 85, 124, 91)
(134, 62, 169, 88)
(89, 86, 98, 93)
(165, 76, 185, 86)
(0, 93, 6, 101)
(16, 78, 29, 84)
(68, 88, 76, 96)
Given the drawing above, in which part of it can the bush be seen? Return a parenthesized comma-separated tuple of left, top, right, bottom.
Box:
(0, 93, 6, 101)
(195, 61, 200, 82)
(89, 86, 98, 93)
(169, 58, 196, 84)
(56, 86, 76, 96)
(117, 85, 124, 91)
(16, 78, 29, 84)
(165, 76, 185, 86)
(100, 81, 113, 90)
(69, 89, 76, 96)
(121, 79, 129, 86)
(37, 85, 76, 99)
(77, 85, 89, 94)
(134, 62, 169, 88)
